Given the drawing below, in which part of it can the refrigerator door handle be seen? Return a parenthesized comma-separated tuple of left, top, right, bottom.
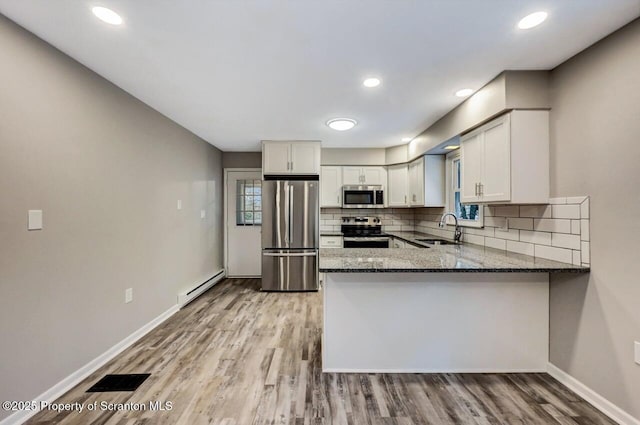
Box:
(263, 252, 317, 257)
(289, 184, 294, 245)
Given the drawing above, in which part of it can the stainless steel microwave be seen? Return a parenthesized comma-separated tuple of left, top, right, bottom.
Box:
(342, 185, 384, 208)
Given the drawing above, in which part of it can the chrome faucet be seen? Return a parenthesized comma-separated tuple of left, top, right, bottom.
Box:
(439, 212, 462, 243)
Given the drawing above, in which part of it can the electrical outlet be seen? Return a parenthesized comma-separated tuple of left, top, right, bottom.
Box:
(200, 210, 206, 219)
(28, 210, 43, 230)
(500, 217, 509, 231)
(177, 200, 182, 210)
(125, 288, 133, 304)
(635, 341, 640, 365)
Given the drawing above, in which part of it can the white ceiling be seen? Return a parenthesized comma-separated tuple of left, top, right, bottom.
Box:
(1, 1, 639, 151)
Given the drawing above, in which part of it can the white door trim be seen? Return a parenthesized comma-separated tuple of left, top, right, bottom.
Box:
(224, 168, 262, 277)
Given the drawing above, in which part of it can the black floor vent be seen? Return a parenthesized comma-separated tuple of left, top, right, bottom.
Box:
(86, 374, 150, 392)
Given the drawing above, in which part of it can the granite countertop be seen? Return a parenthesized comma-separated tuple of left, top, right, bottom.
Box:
(320, 232, 344, 237)
(319, 231, 589, 273)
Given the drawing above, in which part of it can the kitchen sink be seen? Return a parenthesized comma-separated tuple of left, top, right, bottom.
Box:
(416, 238, 457, 245)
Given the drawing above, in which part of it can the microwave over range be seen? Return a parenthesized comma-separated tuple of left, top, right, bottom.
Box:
(342, 185, 384, 208)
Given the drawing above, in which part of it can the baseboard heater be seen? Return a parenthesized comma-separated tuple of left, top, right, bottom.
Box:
(177, 269, 226, 308)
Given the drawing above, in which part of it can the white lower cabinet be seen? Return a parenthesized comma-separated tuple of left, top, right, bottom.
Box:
(320, 235, 343, 248)
(391, 238, 405, 248)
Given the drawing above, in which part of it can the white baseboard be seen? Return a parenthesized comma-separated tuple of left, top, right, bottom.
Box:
(323, 367, 548, 374)
(547, 363, 639, 425)
(0, 305, 179, 425)
(177, 269, 226, 308)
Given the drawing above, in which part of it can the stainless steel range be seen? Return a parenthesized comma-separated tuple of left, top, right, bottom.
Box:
(341, 216, 389, 248)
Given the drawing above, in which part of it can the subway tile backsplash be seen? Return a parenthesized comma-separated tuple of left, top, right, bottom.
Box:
(321, 195, 591, 267)
(320, 208, 416, 233)
(414, 195, 591, 267)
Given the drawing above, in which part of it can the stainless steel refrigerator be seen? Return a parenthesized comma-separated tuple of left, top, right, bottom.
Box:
(261, 177, 319, 291)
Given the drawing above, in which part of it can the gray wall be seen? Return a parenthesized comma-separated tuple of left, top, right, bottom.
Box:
(549, 18, 640, 419)
(321, 148, 386, 165)
(222, 151, 262, 169)
(0, 15, 224, 418)
(408, 71, 551, 160)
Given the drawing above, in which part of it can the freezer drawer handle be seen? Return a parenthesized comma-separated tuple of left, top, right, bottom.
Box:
(263, 252, 317, 257)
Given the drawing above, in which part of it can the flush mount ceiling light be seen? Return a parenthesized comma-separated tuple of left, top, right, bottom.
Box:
(444, 145, 460, 150)
(92, 6, 123, 25)
(517, 11, 547, 30)
(455, 88, 474, 97)
(363, 77, 381, 88)
(326, 118, 357, 131)
(402, 137, 413, 142)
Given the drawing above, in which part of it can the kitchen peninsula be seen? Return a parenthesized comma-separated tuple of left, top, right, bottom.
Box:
(319, 235, 588, 373)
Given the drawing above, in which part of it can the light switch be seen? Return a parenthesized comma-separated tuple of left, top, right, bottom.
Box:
(177, 200, 182, 210)
(635, 341, 640, 365)
(28, 210, 43, 230)
(200, 210, 206, 219)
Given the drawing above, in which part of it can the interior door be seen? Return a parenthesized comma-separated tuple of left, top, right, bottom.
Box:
(460, 132, 483, 203)
(226, 171, 262, 277)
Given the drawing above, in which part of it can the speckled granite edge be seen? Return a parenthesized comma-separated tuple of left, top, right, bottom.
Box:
(320, 266, 589, 273)
(319, 231, 590, 274)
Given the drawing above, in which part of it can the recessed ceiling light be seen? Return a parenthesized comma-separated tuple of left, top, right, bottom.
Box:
(327, 118, 357, 131)
(92, 6, 123, 25)
(455, 88, 474, 97)
(444, 145, 460, 150)
(363, 78, 381, 88)
(517, 11, 547, 30)
(402, 137, 412, 142)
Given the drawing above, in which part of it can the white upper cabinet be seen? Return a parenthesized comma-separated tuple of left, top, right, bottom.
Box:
(262, 141, 290, 174)
(362, 167, 386, 185)
(342, 167, 363, 185)
(460, 110, 549, 204)
(387, 164, 409, 207)
(407, 155, 445, 207)
(408, 158, 423, 206)
(320, 166, 342, 207)
(342, 166, 386, 186)
(262, 141, 321, 175)
(290, 143, 320, 174)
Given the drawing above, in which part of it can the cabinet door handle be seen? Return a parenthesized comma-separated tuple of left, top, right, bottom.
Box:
(475, 182, 479, 197)
(337, 195, 340, 204)
(479, 183, 483, 196)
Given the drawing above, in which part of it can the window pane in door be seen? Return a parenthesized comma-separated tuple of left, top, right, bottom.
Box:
(236, 179, 262, 226)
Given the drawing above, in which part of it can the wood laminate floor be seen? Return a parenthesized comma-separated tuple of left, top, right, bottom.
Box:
(27, 278, 614, 425)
